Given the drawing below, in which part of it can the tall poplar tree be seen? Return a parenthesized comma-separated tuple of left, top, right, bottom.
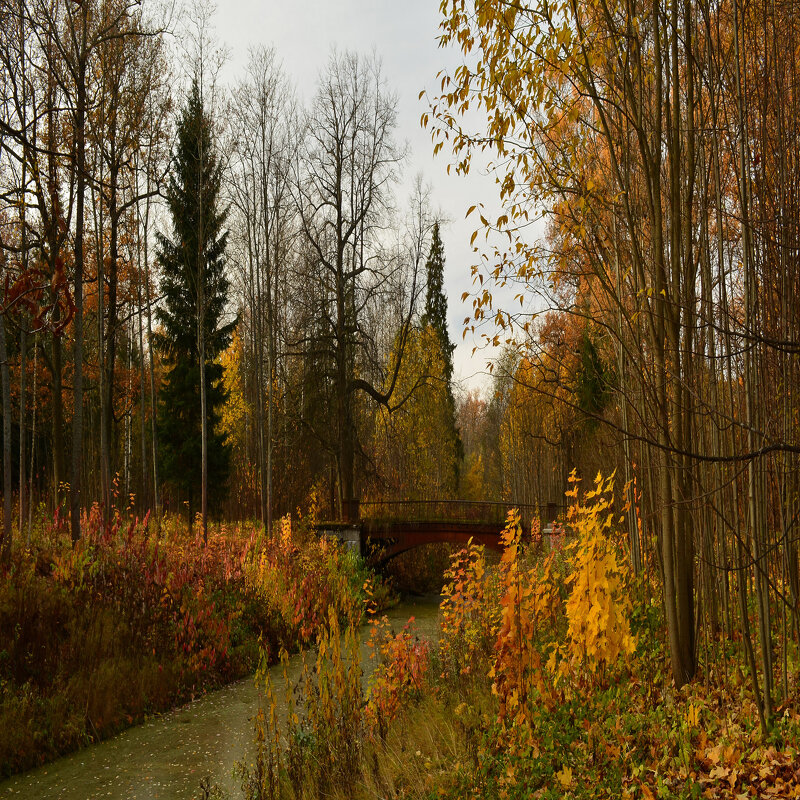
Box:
(155, 80, 233, 529)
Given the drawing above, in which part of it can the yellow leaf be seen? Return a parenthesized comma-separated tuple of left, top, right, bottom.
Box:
(556, 766, 573, 788)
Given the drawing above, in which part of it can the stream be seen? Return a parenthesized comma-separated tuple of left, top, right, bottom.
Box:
(0, 597, 441, 800)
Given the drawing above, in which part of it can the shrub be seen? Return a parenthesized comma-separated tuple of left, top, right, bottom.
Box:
(366, 615, 430, 736)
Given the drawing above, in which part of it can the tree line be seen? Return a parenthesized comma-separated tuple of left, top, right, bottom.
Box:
(0, 0, 463, 550)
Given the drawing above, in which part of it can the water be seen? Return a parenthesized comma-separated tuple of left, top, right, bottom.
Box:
(0, 598, 441, 800)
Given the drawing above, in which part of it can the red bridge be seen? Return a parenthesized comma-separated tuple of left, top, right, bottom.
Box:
(316, 500, 565, 564)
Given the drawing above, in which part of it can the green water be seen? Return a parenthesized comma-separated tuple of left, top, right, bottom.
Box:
(0, 598, 441, 800)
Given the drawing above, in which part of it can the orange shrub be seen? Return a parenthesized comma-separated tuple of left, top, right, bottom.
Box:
(366, 616, 430, 736)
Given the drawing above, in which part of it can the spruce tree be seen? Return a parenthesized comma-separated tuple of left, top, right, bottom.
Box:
(155, 81, 234, 523)
(575, 330, 611, 431)
(421, 222, 463, 483)
(421, 222, 455, 383)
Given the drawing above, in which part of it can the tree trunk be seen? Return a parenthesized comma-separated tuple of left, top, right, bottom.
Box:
(103, 161, 121, 516)
(52, 329, 64, 508)
(137, 269, 148, 511)
(0, 313, 12, 562)
(27, 335, 37, 545)
(97, 149, 110, 518)
(19, 327, 26, 540)
(70, 25, 87, 545)
(140, 163, 160, 529)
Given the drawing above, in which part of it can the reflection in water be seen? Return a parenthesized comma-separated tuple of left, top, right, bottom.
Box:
(0, 599, 440, 800)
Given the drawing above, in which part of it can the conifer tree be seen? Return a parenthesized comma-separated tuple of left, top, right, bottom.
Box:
(421, 222, 455, 382)
(421, 222, 463, 481)
(155, 81, 233, 527)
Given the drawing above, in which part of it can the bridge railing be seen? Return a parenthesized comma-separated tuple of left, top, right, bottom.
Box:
(358, 499, 565, 527)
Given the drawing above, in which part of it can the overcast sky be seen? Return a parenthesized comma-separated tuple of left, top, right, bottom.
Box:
(208, 0, 513, 394)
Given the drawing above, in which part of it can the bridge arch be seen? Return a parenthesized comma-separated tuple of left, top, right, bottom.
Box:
(363, 522, 510, 565)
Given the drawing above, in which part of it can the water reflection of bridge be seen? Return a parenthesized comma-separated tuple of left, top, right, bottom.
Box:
(316, 500, 565, 564)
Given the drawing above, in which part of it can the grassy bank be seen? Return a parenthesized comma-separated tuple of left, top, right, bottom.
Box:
(0, 505, 389, 778)
(238, 476, 800, 800)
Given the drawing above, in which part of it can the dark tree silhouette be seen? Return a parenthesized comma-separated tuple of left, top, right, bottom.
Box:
(155, 81, 234, 529)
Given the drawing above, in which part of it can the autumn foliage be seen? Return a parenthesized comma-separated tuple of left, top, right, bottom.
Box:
(0, 510, 371, 777)
(561, 471, 636, 675)
(366, 615, 430, 735)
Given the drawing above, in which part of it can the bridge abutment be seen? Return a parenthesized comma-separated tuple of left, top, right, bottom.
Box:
(316, 523, 362, 557)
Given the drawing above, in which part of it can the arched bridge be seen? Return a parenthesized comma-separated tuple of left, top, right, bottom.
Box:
(315, 500, 565, 565)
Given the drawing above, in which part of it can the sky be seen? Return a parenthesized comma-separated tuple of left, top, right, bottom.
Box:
(209, 0, 515, 394)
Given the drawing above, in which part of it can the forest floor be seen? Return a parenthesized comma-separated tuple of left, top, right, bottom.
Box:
(0, 506, 391, 778)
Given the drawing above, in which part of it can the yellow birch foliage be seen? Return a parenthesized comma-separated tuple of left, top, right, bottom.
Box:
(562, 470, 636, 674)
(219, 329, 250, 454)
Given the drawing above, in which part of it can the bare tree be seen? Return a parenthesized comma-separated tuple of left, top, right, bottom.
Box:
(228, 46, 294, 532)
(294, 51, 422, 520)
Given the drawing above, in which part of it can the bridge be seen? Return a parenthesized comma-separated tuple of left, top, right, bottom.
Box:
(316, 500, 565, 564)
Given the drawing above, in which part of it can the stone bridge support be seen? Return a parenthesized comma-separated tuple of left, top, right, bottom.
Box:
(316, 523, 362, 556)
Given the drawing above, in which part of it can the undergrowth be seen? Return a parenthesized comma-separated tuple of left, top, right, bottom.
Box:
(230, 471, 800, 800)
(0, 504, 387, 777)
